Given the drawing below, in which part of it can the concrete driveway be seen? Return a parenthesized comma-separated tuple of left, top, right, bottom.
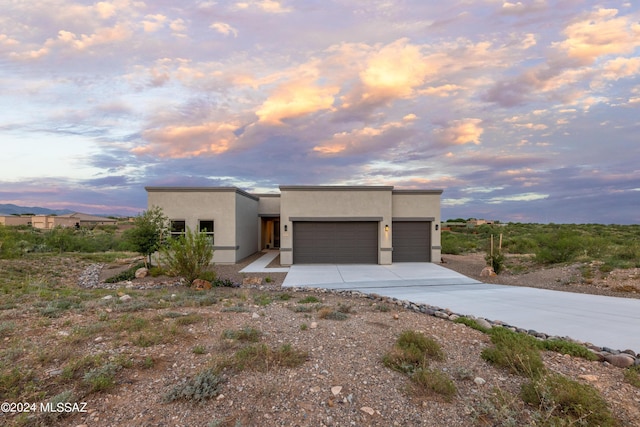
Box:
(282, 263, 640, 352)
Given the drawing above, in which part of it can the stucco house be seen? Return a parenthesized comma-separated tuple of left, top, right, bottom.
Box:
(145, 185, 442, 266)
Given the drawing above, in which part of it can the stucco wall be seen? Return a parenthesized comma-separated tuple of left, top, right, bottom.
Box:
(147, 188, 243, 264)
(235, 192, 259, 261)
(392, 190, 443, 262)
(279, 186, 393, 265)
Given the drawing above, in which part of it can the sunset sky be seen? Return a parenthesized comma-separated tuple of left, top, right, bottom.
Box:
(1, 1, 639, 223)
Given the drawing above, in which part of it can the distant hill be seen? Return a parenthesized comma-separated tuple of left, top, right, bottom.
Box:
(0, 204, 75, 216)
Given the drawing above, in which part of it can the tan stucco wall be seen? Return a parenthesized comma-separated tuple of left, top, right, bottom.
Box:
(256, 194, 281, 216)
(279, 186, 393, 265)
(235, 192, 259, 261)
(392, 190, 443, 262)
(146, 187, 258, 264)
(0, 216, 32, 226)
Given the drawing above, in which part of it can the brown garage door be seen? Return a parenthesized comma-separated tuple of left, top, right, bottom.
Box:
(392, 221, 431, 262)
(293, 222, 378, 264)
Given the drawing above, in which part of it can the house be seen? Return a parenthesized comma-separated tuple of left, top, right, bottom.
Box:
(0, 215, 33, 227)
(146, 185, 443, 265)
(31, 213, 117, 229)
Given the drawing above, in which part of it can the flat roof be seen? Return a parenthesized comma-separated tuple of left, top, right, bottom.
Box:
(145, 186, 259, 201)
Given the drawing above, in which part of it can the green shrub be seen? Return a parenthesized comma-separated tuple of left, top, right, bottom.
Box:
(411, 367, 457, 401)
(198, 269, 217, 282)
(223, 343, 308, 372)
(383, 330, 445, 374)
(104, 262, 145, 283)
(83, 363, 118, 392)
(521, 373, 618, 426)
(222, 326, 261, 342)
(164, 368, 224, 402)
(481, 328, 545, 378)
(624, 365, 640, 388)
(298, 295, 320, 304)
(159, 227, 214, 285)
(453, 317, 491, 333)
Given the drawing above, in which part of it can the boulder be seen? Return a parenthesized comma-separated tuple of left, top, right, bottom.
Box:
(192, 278, 212, 290)
(604, 353, 635, 368)
(480, 266, 496, 277)
(135, 267, 148, 279)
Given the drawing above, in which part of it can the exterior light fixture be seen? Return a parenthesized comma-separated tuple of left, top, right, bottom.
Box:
(435, 224, 439, 230)
(284, 225, 288, 232)
(385, 224, 389, 232)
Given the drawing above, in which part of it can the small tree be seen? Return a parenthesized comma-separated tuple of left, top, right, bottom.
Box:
(124, 206, 168, 267)
(159, 227, 214, 285)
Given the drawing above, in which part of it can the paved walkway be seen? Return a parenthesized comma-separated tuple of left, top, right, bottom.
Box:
(241, 253, 640, 351)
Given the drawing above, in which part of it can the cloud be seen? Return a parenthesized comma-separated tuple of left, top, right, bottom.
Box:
(234, 0, 292, 14)
(553, 8, 640, 64)
(313, 116, 416, 156)
(134, 121, 240, 158)
(256, 71, 339, 124)
(210, 22, 238, 37)
(434, 119, 484, 146)
(142, 14, 167, 32)
(359, 38, 431, 100)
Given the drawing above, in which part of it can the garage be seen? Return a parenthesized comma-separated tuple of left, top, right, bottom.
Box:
(293, 221, 378, 264)
(392, 221, 431, 262)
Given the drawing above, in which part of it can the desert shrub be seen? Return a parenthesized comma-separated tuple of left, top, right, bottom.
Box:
(481, 328, 545, 378)
(83, 363, 119, 392)
(317, 306, 348, 320)
(222, 326, 261, 343)
(298, 295, 320, 304)
(521, 373, 618, 427)
(223, 343, 308, 372)
(539, 339, 598, 361)
(533, 230, 584, 264)
(411, 367, 457, 401)
(198, 269, 217, 282)
(624, 365, 640, 388)
(164, 368, 224, 402)
(159, 227, 214, 285)
(383, 330, 445, 374)
(123, 206, 168, 266)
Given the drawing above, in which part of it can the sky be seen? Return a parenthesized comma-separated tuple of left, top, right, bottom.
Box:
(1, 0, 639, 224)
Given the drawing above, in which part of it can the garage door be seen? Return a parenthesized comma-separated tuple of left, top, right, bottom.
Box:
(392, 221, 431, 262)
(293, 222, 378, 264)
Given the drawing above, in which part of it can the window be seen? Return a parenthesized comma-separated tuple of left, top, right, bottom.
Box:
(199, 220, 214, 244)
(170, 220, 186, 239)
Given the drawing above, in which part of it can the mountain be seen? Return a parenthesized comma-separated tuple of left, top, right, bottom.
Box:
(0, 204, 75, 216)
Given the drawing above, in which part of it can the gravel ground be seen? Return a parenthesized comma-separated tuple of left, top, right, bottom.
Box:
(2, 253, 639, 427)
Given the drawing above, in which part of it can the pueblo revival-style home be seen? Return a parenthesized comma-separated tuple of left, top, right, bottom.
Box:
(145, 186, 443, 266)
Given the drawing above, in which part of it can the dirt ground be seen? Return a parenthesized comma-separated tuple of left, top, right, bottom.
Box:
(1, 252, 639, 427)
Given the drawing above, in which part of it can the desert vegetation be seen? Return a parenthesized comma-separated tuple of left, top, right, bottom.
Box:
(442, 222, 640, 271)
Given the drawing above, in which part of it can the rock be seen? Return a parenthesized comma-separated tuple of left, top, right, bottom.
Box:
(604, 353, 635, 368)
(310, 322, 318, 329)
(252, 312, 260, 319)
(480, 266, 496, 277)
(102, 295, 113, 300)
(393, 313, 399, 320)
(474, 377, 486, 386)
(192, 279, 212, 290)
(135, 267, 148, 278)
(475, 318, 493, 330)
(331, 386, 342, 396)
(119, 294, 132, 302)
(242, 277, 263, 286)
(360, 407, 375, 416)
(578, 375, 598, 382)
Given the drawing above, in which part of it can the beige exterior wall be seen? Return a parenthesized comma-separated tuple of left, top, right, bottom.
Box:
(235, 192, 260, 261)
(279, 186, 393, 265)
(146, 187, 258, 264)
(0, 216, 32, 227)
(392, 190, 443, 262)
